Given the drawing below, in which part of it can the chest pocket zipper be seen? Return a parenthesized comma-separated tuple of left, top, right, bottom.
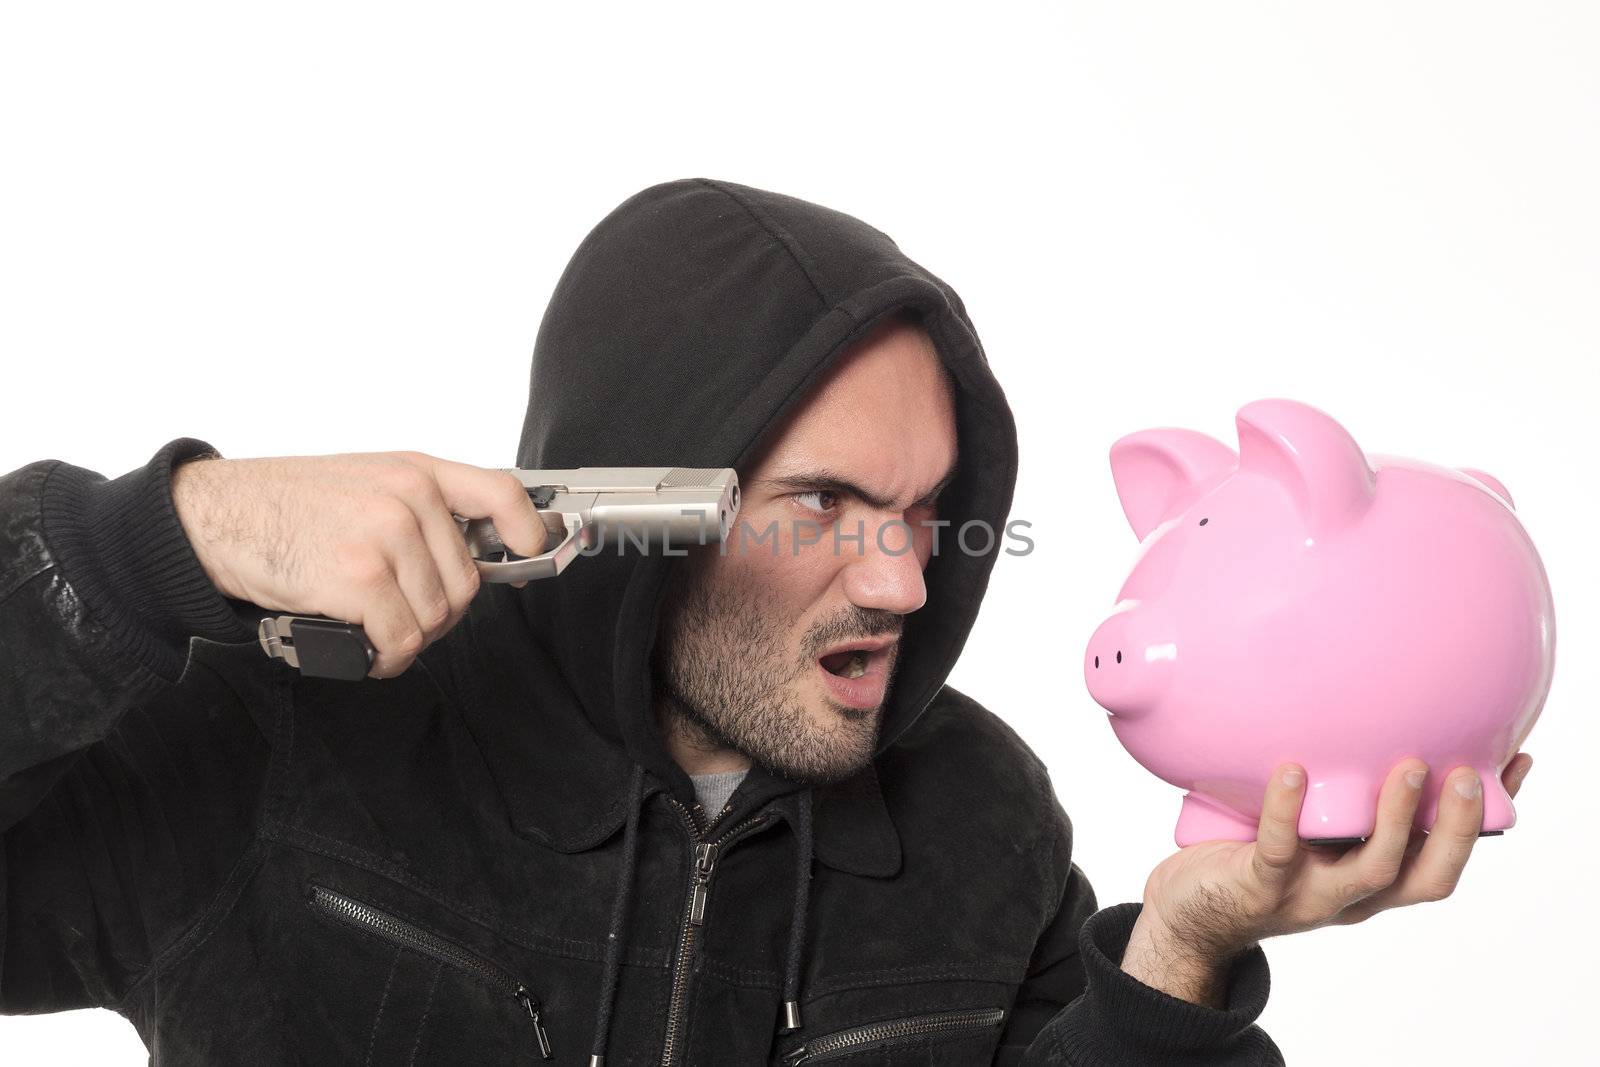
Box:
(306, 883, 553, 1059)
(782, 1007, 1006, 1064)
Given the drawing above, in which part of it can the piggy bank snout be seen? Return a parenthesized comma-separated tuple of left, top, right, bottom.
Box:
(1085, 610, 1175, 719)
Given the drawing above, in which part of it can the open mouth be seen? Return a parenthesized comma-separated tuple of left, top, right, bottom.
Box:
(819, 649, 871, 679)
(814, 639, 896, 710)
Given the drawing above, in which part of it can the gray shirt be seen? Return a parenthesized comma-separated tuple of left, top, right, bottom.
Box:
(689, 768, 748, 820)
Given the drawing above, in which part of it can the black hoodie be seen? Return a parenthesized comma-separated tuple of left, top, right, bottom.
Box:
(512, 177, 1021, 826)
(0, 178, 1286, 1065)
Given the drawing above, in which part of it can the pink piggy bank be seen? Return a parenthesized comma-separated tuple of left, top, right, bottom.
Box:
(1084, 398, 1555, 847)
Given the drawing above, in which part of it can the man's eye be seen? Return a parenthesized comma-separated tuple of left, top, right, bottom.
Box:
(793, 489, 839, 512)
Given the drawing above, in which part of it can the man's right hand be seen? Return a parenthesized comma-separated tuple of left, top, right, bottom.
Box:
(171, 451, 548, 678)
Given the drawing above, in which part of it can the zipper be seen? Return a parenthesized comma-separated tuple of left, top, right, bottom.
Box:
(306, 883, 553, 1059)
(782, 1007, 1007, 1064)
(659, 798, 773, 1067)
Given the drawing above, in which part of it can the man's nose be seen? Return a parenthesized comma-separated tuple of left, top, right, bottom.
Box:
(839, 519, 928, 614)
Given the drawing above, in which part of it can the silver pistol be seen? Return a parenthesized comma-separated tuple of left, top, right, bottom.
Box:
(257, 466, 739, 681)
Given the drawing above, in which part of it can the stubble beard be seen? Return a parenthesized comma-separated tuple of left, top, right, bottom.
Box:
(651, 558, 902, 786)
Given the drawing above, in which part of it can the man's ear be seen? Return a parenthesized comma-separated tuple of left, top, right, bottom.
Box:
(1109, 428, 1237, 541)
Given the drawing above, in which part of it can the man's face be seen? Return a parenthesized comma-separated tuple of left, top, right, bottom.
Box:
(652, 316, 959, 785)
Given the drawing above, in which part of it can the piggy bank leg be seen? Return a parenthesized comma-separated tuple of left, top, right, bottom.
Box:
(1176, 792, 1259, 847)
(1478, 765, 1516, 834)
(1418, 765, 1516, 835)
(1298, 775, 1379, 842)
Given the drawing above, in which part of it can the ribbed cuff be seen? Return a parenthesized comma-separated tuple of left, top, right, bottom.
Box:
(1031, 902, 1274, 1065)
(40, 438, 257, 685)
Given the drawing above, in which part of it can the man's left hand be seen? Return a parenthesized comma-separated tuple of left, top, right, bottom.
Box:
(1119, 753, 1535, 1007)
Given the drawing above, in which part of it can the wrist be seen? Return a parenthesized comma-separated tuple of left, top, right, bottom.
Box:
(1120, 910, 1235, 1009)
(172, 454, 242, 600)
(39, 438, 255, 683)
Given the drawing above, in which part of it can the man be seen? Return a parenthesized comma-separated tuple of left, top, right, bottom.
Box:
(0, 179, 1528, 1064)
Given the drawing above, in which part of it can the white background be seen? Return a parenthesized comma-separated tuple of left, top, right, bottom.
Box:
(2, 3, 1595, 1064)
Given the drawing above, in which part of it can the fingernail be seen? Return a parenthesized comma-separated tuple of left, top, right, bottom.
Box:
(1404, 769, 1426, 790)
(1454, 772, 1481, 800)
(1282, 768, 1304, 789)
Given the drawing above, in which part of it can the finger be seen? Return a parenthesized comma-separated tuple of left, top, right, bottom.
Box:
(1402, 827, 1428, 860)
(410, 455, 549, 558)
(342, 563, 425, 680)
(1330, 823, 1432, 927)
(1251, 763, 1307, 891)
(1385, 766, 1483, 907)
(393, 467, 483, 632)
(1324, 760, 1427, 907)
(377, 499, 457, 648)
(1504, 752, 1533, 799)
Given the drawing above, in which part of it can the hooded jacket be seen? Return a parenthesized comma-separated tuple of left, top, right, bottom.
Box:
(0, 179, 1285, 1064)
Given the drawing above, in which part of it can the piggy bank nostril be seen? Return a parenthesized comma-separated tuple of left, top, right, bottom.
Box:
(1116, 650, 1122, 664)
(1093, 655, 1099, 668)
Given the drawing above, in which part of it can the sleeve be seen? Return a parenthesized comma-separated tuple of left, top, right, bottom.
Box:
(995, 800, 1285, 1065)
(1, 439, 269, 1014)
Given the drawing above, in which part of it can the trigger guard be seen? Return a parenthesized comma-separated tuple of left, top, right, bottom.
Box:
(475, 515, 593, 581)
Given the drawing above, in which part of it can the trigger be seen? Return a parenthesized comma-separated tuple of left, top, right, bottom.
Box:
(460, 517, 508, 561)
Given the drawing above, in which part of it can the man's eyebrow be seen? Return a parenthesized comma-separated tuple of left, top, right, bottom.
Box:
(761, 462, 959, 511)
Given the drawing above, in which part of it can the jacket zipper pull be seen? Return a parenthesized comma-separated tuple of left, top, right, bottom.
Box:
(516, 985, 553, 1060)
(688, 841, 720, 926)
(783, 1046, 810, 1065)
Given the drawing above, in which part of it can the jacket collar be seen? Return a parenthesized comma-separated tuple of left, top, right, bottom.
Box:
(450, 638, 901, 875)
(809, 759, 902, 878)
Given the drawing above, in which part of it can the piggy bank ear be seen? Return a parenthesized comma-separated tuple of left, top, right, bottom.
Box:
(1109, 428, 1237, 540)
(1460, 467, 1515, 509)
(1235, 398, 1375, 533)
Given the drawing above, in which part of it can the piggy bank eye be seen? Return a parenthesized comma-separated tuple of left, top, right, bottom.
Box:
(1198, 517, 1209, 526)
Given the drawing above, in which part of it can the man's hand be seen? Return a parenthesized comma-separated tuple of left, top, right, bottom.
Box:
(172, 451, 548, 678)
(1120, 753, 1535, 1007)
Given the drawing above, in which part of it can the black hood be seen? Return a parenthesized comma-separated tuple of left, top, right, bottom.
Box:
(512, 178, 1018, 811)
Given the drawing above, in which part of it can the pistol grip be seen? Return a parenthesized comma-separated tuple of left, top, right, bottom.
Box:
(257, 615, 376, 681)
